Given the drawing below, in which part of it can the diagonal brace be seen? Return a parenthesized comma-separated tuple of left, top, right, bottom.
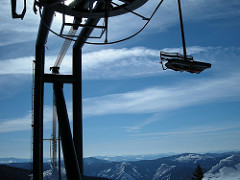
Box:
(53, 82, 82, 180)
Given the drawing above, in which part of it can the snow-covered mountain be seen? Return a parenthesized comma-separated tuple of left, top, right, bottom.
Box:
(97, 162, 143, 180)
(43, 167, 66, 180)
(95, 153, 176, 162)
(0, 157, 30, 164)
(84, 152, 239, 180)
(175, 153, 212, 163)
(0, 157, 51, 164)
(203, 154, 240, 180)
(2, 152, 240, 180)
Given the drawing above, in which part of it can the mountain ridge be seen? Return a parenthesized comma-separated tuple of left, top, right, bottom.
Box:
(1, 151, 240, 180)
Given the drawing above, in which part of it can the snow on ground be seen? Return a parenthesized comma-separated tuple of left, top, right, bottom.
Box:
(203, 155, 240, 180)
(43, 167, 66, 180)
(175, 154, 207, 163)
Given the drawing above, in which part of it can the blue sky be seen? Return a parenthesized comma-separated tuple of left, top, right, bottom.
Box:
(0, 0, 240, 158)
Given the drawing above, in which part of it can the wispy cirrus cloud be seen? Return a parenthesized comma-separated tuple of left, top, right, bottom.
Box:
(0, 46, 161, 78)
(83, 72, 240, 117)
(0, 57, 34, 75)
(129, 123, 240, 140)
(1, 58, 239, 133)
(0, 114, 32, 133)
(0, 45, 238, 103)
(134, 0, 240, 35)
(0, 105, 53, 133)
(2, 46, 237, 78)
(126, 113, 166, 132)
(0, 102, 74, 133)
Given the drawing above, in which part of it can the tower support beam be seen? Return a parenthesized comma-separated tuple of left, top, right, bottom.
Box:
(73, 47, 83, 177)
(33, 7, 54, 180)
(53, 82, 82, 180)
(71, 2, 105, 177)
(33, 44, 45, 180)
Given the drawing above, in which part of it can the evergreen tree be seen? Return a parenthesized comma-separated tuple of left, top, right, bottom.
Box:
(192, 164, 204, 180)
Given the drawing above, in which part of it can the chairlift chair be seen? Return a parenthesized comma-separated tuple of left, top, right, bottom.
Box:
(160, 51, 211, 74)
(160, 0, 211, 74)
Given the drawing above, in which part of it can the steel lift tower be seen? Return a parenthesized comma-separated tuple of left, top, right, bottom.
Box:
(11, 0, 156, 179)
(33, 1, 149, 179)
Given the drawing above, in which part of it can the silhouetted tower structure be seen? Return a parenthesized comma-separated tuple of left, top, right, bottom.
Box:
(28, 0, 150, 179)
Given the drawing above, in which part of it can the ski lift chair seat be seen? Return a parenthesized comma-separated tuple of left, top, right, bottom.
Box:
(160, 51, 211, 74)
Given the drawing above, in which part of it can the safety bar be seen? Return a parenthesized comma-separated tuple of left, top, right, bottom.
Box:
(160, 51, 193, 61)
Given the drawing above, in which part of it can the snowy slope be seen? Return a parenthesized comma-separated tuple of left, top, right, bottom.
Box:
(203, 154, 240, 180)
(95, 153, 176, 162)
(152, 164, 176, 180)
(43, 167, 66, 180)
(84, 153, 221, 180)
(175, 154, 210, 163)
(0, 157, 30, 164)
(97, 162, 143, 180)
